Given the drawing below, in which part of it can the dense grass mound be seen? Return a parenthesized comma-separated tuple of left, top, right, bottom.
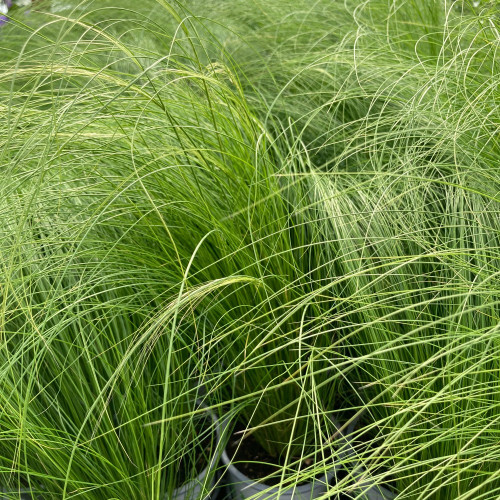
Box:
(0, 1, 499, 499)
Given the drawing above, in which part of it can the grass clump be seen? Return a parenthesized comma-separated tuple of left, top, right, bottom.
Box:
(0, 0, 499, 499)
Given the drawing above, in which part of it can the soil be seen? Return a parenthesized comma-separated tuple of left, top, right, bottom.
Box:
(226, 421, 333, 487)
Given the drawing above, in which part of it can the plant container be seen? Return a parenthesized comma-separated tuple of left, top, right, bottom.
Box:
(220, 414, 396, 500)
(219, 414, 348, 500)
(221, 447, 336, 500)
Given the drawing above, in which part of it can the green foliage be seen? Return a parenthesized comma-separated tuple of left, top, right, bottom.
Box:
(0, 0, 499, 498)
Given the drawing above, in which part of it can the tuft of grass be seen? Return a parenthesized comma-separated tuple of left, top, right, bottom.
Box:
(0, 0, 499, 499)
